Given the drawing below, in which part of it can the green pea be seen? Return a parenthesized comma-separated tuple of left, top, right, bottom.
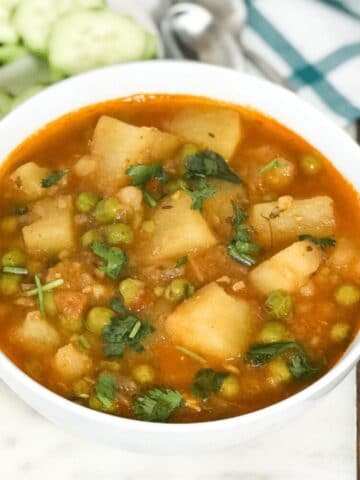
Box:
(164, 279, 195, 302)
(88, 394, 117, 412)
(1, 248, 26, 267)
(258, 321, 287, 343)
(94, 197, 122, 224)
(60, 316, 83, 333)
(0, 216, 18, 234)
(0, 274, 20, 295)
(75, 192, 99, 213)
(267, 359, 292, 386)
(265, 290, 293, 319)
(119, 278, 144, 304)
(44, 291, 57, 317)
(334, 283, 360, 307)
(81, 229, 104, 247)
(103, 223, 134, 245)
(330, 322, 350, 342)
(299, 153, 322, 176)
(220, 375, 240, 399)
(73, 378, 92, 399)
(132, 364, 155, 384)
(85, 306, 113, 336)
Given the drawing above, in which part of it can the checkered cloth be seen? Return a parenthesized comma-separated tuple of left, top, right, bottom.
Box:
(241, 0, 360, 126)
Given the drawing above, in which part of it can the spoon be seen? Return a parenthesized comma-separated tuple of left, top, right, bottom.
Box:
(160, 1, 289, 86)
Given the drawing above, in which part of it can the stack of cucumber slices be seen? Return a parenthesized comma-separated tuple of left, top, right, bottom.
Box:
(0, 0, 157, 118)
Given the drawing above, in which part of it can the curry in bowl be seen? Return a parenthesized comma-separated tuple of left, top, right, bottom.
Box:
(0, 95, 359, 423)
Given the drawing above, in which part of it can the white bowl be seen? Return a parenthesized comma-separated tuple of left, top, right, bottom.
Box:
(0, 61, 359, 454)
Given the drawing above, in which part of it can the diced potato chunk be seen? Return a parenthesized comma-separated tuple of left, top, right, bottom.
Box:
(10, 161, 50, 200)
(12, 311, 60, 355)
(249, 196, 335, 247)
(328, 237, 360, 280)
(22, 195, 75, 254)
(202, 180, 247, 238)
(54, 290, 88, 320)
(52, 343, 92, 381)
(163, 106, 242, 160)
(250, 241, 322, 295)
(166, 282, 252, 360)
(91, 116, 182, 193)
(143, 191, 217, 264)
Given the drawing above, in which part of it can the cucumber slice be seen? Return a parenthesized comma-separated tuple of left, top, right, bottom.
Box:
(13, 0, 105, 55)
(48, 10, 149, 75)
(0, 6, 19, 44)
(0, 55, 50, 95)
(0, 90, 13, 118)
(0, 45, 27, 65)
(142, 32, 157, 60)
(11, 84, 44, 110)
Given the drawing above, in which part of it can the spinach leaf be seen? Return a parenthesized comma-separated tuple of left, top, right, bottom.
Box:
(91, 242, 128, 279)
(185, 149, 241, 183)
(245, 341, 319, 378)
(191, 368, 228, 399)
(133, 387, 183, 422)
(41, 168, 69, 188)
(298, 234, 336, 250)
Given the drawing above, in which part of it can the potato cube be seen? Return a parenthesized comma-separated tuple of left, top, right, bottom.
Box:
(91, 116, 182, 193)
(166, 282, 252, 360)
(10, 161, 50, 200)
(250, 240, 322, 295)
(52, 343, 92, 381)
(12, 311, 60, 355)
(163, 106, 242, 160)
(249, 196, 335, 247)
(143, 191, 217, 263)
(22, 195, 75, 254)
(202, 179, 247, 238)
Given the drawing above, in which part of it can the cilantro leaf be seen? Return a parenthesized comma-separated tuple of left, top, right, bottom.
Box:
(185, 149, 241, 183)
(133, 387, 183, 422)
(41, 168, 70, 188)
(91, 242, 128, 279)
(13, 205, 28, 215)
(227, 202, 262, 266)
(109, 297, 128, 316)
(126, 163, 169, 187)
(102, 315, 154, 357)
(259, 158, 288, 175)
(143, 191, 157, 207)
(184, 176, 217, 210)
(95, 374, 117, 409)
(175, 256, 188, 268)
(245, 341, 319, 378)
(191, 368, 228, 399)
(298, 234, 336, 250)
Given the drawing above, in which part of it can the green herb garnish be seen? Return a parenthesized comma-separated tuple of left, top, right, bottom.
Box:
(102, 315, 154, 357)
(126, 163, 169, 187)
(184, 176, 217, 210)
(109, 297, 128, 316)
(13, 205, 28, 215)
(227, 202, 262, 266)
(78, 335, 91, 352)
(185, 149, 241, 183)
(34, 275, 44, 315)
(143, 191, 157, 208)
(298, 234, 336, 250)
(95, 374, 117, 409)
(191, 369, 228, 399)
(25, 278, 64, 296)
(245, 341, 319, 378)
(175, 256, 188, 268)
(91, 242, 128, 280)
(133, 387, 183, 422)
(41, 168, 70, 188)
(176, 345, 206, 364)
(3, 266, 28, 275)
(259, 158, 288, 175)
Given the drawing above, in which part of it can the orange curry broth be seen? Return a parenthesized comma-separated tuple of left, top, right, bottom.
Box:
(0, 94, 359, 423)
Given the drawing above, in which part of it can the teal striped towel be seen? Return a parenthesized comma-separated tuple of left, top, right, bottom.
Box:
(242, 0, 360, 126)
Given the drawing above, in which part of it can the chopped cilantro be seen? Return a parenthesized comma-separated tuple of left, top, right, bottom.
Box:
(184, 176, 217, 210)
(109, 297, 128, 316)
(259, 158, 288, 175)
(185, 149, 241, 183)
(175, 256, 188, 268)
(34, 275, 44, 315)
(91, 242, 128, 279)
(102, 315, 154, 357)
(143, 191, 157, 208)
(95, 374, 117, 409)
(133, 387, 183, 422)
(3, 266, 28, 275)
(41, 168, 69, 188)
(191, 368, 229, 399)
(245, 341, 319, 378)
(78, 335, 91, 352)
(13, 205, 28, 215)
(227, 202, 262, 266)
(298, 234, 336, 250)
(126, 163, 169, 187)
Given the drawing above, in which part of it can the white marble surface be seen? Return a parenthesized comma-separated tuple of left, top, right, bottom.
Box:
(0, 370, 355, 479)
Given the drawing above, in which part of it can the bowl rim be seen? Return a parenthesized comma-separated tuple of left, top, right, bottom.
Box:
(0, 59, 360, 433)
